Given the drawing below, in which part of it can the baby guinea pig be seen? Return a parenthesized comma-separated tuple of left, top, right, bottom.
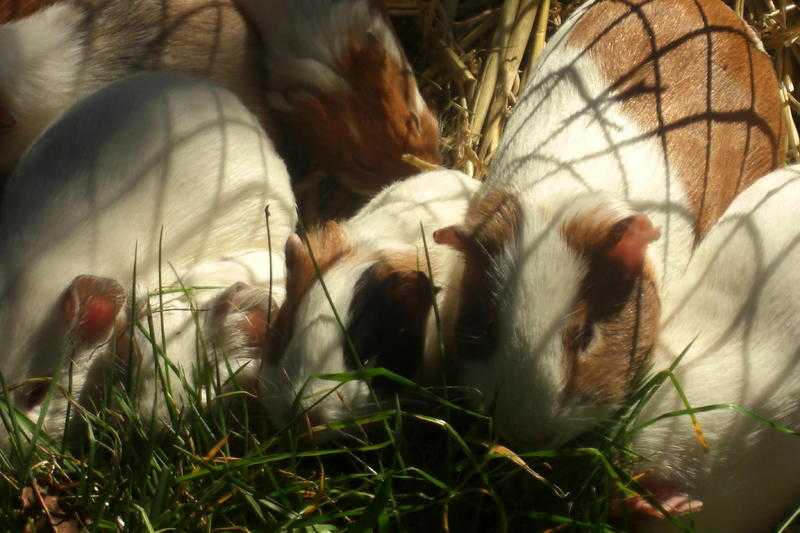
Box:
(235, 0, 442, 195)
(260, 170, 478, 440)
(0, 72, 296, 447)
(0, 0, 264, 176)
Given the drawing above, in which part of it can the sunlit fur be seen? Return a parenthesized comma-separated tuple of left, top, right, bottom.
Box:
(0, 73, 296, 447)
(453, 11, 693, 447)
(631, 166, 800, 531)
(261, 171, 478, 437)
(0, 0, 263, 175)
(0, 3, 83, 174)
(450, 0, 783, 448)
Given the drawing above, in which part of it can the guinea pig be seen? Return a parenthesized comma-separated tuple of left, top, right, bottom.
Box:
(234, 0, 442, 195)
(0, 0, 264, 177)
(260, 170, 478, 440)
(0, 72, 296, 448)
(433, 0, 785, 448)
(620, 165, 800, 531)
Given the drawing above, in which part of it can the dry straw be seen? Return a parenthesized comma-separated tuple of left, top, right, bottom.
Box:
(386, 0, 800, 177)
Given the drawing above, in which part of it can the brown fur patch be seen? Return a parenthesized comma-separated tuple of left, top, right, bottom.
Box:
(560, 213, 661, 403)
(447, 188, 522, 361)
(0, 0, 54, 23)
(266, 222, 351, 363)
(271, 7, 440, 195)
(566, 0, 785, 236)
(72, 0, 267, 127)
(346, 254, 433, 381)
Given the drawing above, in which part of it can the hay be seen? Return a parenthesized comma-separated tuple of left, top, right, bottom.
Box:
(387, 0, 800, 177)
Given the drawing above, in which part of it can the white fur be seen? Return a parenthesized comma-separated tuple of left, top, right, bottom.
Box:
(261, 170, 478, 435)
(0, 0, 262, 176)
(0, 3, 86, 174)
(630, 166, 800, 531)
(0, 73, 296, 447)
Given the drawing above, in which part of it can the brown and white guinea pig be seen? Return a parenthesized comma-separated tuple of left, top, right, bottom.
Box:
(234, 0, 442, 195)
(259, 170, 478, 439)
(619, 165, 800, 531)
(0, 0, 264, 176)
(0, 72, 296, 448)
(432, 0, 785, 448)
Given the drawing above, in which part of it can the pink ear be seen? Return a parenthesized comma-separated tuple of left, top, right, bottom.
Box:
(433, 225, 470, 252)
(606, 215, 661, 277)
(61, 275, 125, 345)
(240, 309, 269, 347)
(209, 282, 276, 349)
(284, 234, 306, 271)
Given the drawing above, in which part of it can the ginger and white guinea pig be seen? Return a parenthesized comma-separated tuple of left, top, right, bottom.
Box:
(0, 0, 264, 176)
(235, 0, 442, 195)
(619, 165, 800, 531)
(433, 0, 784, 449)
(0, 72, 296, 447)
(260, 170, 478, 439)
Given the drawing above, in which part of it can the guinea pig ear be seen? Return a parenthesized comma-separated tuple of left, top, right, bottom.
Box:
(284, 233, 307, 273)
(433, 224, 472, 253)
(384, 269, 434, 323)
(286, 221, 348, 275)
(208, 282, 278, 350)
(60, 275, 126, 345)
(348, 261, 434, 379)
(602, 214, 661, 279)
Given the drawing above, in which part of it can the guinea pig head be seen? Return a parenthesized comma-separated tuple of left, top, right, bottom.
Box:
(435, 190, 662, 447)
(266, 0, 440, 194)
(0, 274, 133, 448)
(261, 222, 435, 440)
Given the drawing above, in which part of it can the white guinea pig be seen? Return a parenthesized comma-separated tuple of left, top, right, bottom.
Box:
(433, 0, 784, 448)
(0, 72, 296, 447)
(234, 0, 441, 195)
(0, 0, 264, 176)
(259, 170, 478, 439)
(622, 165, 800, 531)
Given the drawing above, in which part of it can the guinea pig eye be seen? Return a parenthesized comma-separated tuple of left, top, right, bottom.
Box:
(24, 381, 49, 410)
